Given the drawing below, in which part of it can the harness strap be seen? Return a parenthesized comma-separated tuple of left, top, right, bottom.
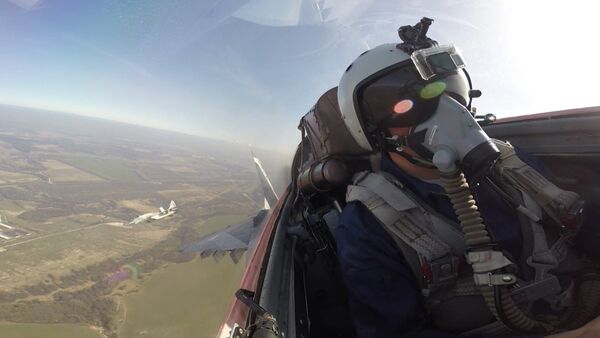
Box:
(347, 184, 449, 258)
(347, 171, 465, 292)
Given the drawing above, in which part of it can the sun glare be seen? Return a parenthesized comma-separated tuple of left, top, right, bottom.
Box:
(502, 1, 600, 113)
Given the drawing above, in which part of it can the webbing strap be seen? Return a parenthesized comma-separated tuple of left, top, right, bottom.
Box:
(350, 172, 417, 212)
(347, 173, 451, 261)
(348, 184, 450, 261)
(388, 212, 450, 262)
(347, 171, 467, 291)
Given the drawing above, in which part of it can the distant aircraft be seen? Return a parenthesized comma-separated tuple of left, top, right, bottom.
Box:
(180, 154, 278, 264)
(151, 200, 177, 220)
(129, 200, 177, 224)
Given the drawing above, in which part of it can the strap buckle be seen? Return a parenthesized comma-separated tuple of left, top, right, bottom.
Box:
(473, 272, 517, 286)
(422, 256, 461, 293)
(467, 250, 513, 272)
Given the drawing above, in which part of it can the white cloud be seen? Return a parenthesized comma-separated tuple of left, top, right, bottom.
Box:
(7, 0, 44, 10)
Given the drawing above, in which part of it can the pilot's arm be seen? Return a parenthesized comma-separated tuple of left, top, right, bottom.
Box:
(335, 201, 542, 338)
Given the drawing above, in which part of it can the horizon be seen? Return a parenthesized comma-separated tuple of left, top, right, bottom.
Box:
(2, 1, 600, 152)
(0, 102, 294, 157)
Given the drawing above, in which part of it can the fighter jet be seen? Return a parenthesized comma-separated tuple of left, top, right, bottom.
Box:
(151, 200, 177, 220)
(207, 88, 600, 338)
(129, 200, 177, 224)
(181, 155, 278, 264)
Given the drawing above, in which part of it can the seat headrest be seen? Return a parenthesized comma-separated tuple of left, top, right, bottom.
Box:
(300, 87, 371, 162)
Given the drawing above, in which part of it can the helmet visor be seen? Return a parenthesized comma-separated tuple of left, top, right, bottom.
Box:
(356, 45, 469, 129)
(356, 65, 447, 128)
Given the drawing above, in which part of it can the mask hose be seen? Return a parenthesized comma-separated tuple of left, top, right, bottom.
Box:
(564, 273, 600, 329)
(439, 169, 554, 334)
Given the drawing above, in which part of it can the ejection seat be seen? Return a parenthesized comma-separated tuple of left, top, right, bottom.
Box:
(290, 87, 373, 338)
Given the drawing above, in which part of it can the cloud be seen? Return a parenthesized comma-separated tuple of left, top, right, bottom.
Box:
(7, 0, 44, 10)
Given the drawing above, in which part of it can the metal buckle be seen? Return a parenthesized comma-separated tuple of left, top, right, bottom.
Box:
(423, 256, 460, 292)
(473, 272, 517, 286)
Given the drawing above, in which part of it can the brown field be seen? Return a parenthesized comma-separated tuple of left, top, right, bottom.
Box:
(0, 200, 25, 217)
(118, 199, 158, 214)
(0, 224, 173, 291)
(42, 160, 104, 182)
(0, 170, 39, 184)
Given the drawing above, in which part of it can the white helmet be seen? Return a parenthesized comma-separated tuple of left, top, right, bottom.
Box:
(337, 42, 471, 153)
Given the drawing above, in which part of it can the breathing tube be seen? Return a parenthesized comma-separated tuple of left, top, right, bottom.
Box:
(438, 168, 554, 334)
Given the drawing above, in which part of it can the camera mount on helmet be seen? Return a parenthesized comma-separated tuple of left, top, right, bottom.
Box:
(397, 17, 438, 54)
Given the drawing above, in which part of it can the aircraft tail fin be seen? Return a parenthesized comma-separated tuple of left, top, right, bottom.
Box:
(169, 200, 177, 211)
(252, 152, 278, 210)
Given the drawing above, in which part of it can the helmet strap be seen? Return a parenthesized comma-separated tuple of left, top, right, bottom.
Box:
(383, 135, 437, 169)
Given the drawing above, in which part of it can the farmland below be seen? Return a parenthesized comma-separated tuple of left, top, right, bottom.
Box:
(0, 105, 289, 338)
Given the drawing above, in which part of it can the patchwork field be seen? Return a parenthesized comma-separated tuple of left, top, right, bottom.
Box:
(0, 223, 172, 290)
(42, 159, 104, 183)
(62, 155, 144, 182)
(0, 170, 38, 184)
(0, 106, 288, 338)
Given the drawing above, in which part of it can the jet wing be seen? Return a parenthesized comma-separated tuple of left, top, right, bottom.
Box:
(182, 152, 277, 264)
(181, 209, 268, 264)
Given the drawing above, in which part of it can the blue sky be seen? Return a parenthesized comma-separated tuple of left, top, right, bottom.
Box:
(1, 0, 599, 152)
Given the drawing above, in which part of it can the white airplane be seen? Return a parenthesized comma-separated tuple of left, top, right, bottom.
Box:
(129, 200, 177, 224)
(151, 200, 177, 220)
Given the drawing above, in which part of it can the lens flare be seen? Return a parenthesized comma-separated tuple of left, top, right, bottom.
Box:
(420, 81, 447, 99)
(393, 99, 414, 114)
(104, 263, 140, 284)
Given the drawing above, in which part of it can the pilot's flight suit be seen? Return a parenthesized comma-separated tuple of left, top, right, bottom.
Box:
(335, 151, 549, 338)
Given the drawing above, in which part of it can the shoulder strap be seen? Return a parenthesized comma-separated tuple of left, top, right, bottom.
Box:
(347, 171, 466, 256)
(347, 171, 466, 292)
(349, 171, 418, 212)
(348, 172, 450, 259)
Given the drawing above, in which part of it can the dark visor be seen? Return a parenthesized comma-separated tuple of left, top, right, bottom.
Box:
(356, 65, 447, 128)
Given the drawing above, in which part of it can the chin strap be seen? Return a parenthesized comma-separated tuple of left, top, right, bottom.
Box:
(385, 135, 437, 169)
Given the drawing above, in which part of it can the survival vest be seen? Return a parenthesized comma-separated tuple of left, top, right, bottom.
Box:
(346, 139, 599, 335)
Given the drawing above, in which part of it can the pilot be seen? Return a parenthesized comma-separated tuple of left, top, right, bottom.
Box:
(334, 18, 600, 338)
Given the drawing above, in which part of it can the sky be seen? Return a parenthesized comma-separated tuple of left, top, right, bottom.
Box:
(0, 0, 599, 152)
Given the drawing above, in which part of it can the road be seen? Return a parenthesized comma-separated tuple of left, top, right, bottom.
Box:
(0, 222, 105, 250)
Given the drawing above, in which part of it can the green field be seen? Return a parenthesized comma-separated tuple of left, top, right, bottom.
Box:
(118, 215, 247, 338)
(194, 214, 248, 237)
(0, 323, 102, 338)
(0, 215, 249, 338)
(63, 155, 143, 182)
(119, 257, 245, 338)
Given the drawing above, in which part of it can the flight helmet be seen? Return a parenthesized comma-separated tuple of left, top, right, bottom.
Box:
(337, 18, 499, 175)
